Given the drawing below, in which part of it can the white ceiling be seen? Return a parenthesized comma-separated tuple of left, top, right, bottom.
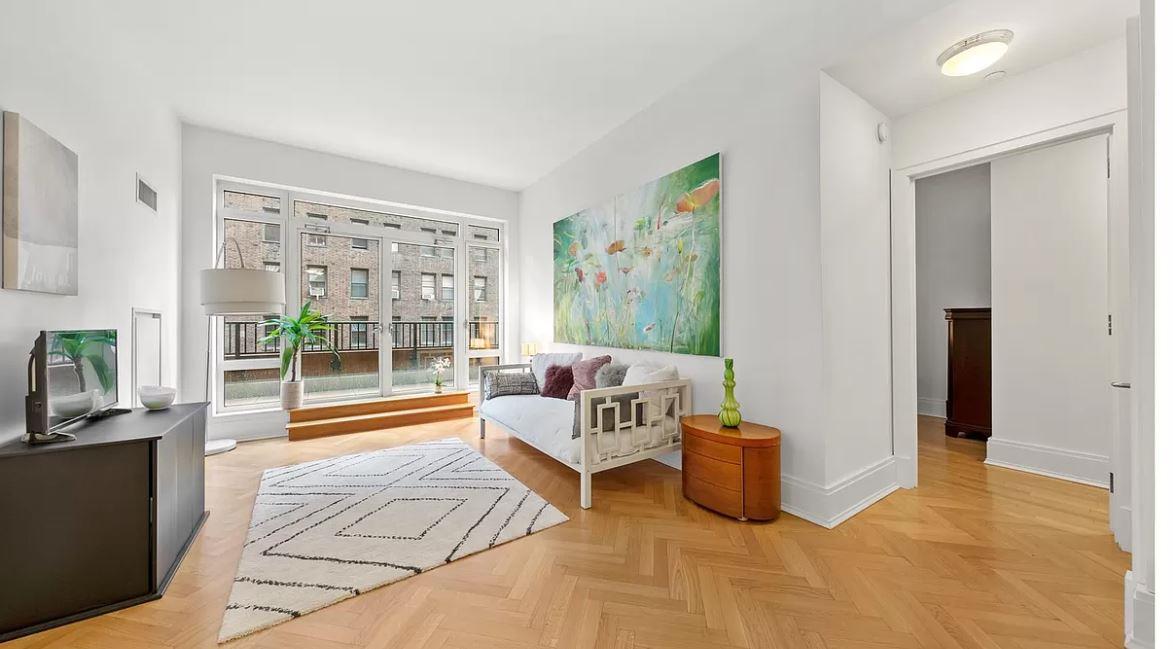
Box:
(35, 0, 817, 190)
(827, 0, 1138, 118)
(23, 0, 963, 191)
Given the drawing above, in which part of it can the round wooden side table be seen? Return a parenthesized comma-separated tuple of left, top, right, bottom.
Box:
(680, 414, 781, 521)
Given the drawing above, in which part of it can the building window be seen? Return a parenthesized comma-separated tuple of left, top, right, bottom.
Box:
(391, 270, 400, 300)
(473, 275, 487, 302)
(441, 274, 454, 301)
(473, 233, 488, 241)
(471, 246, 487, 262)
(349, 316, 369, 348)
(263, 261, 281, 273)
(384, 222, 401, 229)
(421, 227, 437, 257)
(262, 223, 281, 242)
(442, 229, 457, 237)
(351, 218, 369, 249)
(306, 213, 327, 247)
(421, 273, 436, 301)
(350, 268, 369, 298)
(307, 265, 327, 298)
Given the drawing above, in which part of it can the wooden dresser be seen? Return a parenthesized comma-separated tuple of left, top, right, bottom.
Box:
(681, 415, 781, 521)
(944, 307, 992, 439)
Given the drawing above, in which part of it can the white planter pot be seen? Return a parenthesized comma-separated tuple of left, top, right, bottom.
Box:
(281, 380, 304, 410)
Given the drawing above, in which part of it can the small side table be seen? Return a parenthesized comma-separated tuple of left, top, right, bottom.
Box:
(681, 415, 781, 521)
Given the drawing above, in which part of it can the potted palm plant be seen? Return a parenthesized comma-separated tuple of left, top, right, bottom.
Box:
(260, 302, 340, 410)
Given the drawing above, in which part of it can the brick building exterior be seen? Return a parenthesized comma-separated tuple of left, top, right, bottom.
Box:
(221, 191, 500, 396)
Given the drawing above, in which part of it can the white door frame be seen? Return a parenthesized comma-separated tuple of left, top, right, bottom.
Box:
(890, 111, 1130, 547)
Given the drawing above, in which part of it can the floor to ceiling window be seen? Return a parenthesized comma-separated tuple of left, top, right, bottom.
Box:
(214, 180, 505, 413)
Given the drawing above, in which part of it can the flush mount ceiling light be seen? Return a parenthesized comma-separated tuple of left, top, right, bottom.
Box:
(937, 29, 1013, 77)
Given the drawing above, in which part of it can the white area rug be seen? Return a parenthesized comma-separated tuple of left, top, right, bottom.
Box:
(218, 438, 568, 642)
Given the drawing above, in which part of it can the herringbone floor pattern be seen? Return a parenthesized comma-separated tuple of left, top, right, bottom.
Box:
(8, 416, 1128, 648)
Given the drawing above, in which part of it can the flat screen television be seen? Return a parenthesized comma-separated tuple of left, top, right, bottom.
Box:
(26, 329, 119, 438)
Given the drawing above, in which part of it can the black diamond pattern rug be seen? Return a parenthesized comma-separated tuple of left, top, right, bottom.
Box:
(218, 438, 568, 642)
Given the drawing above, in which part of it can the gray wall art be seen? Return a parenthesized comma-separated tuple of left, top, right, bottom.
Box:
(2, 111, 79, 295)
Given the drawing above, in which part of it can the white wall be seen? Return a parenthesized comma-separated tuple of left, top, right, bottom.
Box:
(179, 126, 519, 441)
(894, 38, 1128, 170)
(914, 164, 991, 417)
(987, 136, 1111, 487)
(817, 74, 896, 501)
(515, 3, 922, 526)
(0, 5, 181, 445)
(1124, 6, 1155, 648)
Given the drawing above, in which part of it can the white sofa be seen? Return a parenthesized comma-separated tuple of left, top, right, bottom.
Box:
(478, 362, 692, 509)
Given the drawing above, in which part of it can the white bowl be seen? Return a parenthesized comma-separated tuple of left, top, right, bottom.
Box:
(53, 390, 98, 418)
(139, 386, 177, 410)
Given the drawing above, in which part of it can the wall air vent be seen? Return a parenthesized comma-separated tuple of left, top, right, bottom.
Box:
(136, 174, 158, 212)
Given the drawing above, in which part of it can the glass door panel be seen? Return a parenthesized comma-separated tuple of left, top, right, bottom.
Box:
(387, 241, 457, 392)
(298, 231, 382, 402)
(467, 244, 501, 387)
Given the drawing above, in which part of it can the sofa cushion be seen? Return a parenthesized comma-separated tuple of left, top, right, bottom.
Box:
(567, 355, 611, 400)
(479, 395, 579, 464)
(483, 371, 538, 401)
(595, 362, 629, 388)
(540, 364, 575, 399)
(531, 352, 582, 391)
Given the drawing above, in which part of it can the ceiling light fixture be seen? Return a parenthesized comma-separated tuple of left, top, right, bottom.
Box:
(937, 29, 1013, 77)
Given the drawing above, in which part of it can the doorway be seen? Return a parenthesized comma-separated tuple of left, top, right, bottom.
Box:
(893, 116, 1130, 546)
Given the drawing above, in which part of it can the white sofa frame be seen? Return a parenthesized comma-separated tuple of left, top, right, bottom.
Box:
(478, 363, 692, 509)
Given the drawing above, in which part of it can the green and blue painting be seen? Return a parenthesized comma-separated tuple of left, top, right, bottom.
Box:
(553, 153, 721, 356)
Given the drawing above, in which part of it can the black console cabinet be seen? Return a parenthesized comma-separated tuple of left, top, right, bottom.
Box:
(0, 403, 208, 641)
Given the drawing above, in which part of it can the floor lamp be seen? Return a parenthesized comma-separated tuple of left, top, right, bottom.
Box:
(201, 246, 285, 456)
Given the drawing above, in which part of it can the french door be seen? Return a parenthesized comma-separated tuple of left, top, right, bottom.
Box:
(289, 200, 502, 402)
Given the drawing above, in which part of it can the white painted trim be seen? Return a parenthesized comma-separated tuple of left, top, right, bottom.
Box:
(895, 454, 916, 488)
(781, 456, 900, 528)
(917, 397, 946, 418)
(890, 110, 1130, 504)
(1113, 505, 1132, 551)
(1124, 570, 1155, 649)
(209, 409, 286, 442)
(985, 438, 1109, 488)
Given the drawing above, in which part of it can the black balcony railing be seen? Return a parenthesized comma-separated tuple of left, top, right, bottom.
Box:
(223, 320, 498, 358)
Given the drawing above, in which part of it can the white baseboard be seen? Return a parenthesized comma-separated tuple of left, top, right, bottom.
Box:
(895, 454, 916, 488)
(917, 397, 947, 418)
(781, 456, 900, 528)
(1124, 571, 1155, 649)
(209, 409, 287, 443)
(1112, 505, 1133, 552)
(985, 438, 1110, 488)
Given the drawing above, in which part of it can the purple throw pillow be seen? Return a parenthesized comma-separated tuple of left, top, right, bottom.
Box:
(540, 364, 575, 399)
(567, 355, 612, 400)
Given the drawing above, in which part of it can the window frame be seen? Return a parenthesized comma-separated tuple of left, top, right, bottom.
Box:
(349, 267, 370, 299)
(214, 177, 508, 416)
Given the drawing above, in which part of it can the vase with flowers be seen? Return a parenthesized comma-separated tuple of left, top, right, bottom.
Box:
(429, 357, 451, 394)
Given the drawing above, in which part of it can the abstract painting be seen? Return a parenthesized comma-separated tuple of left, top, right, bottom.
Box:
(554, 154, 720, 356)
(2, 111, 79, 295)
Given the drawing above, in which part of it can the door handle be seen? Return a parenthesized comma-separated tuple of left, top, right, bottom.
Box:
(1111, 381, 1131, 389)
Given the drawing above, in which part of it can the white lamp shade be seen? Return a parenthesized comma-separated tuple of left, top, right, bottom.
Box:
(201, 268, 285, 315)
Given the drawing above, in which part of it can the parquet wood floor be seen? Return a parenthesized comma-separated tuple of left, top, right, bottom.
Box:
(7, 415, 1128, 648)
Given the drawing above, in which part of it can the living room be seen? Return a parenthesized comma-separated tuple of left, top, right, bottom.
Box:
(0, 1, 1167, 647)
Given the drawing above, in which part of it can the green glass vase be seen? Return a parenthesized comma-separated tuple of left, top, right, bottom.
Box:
(718, 358, 742, 428)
